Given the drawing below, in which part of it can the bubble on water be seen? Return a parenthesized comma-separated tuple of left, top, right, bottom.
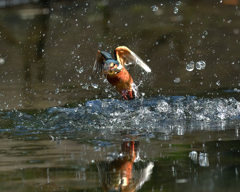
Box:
(186, 61, 194, 71)
(91, 83, 98, 88)
(196, 61, 206, 70)
(174, 77, 180, 83)
(151, 5, 158, 11)
(173, 7, 178, 14)
(176, 1, 181, 6)
(0, 58, 5, 65)
(216, 80, 220, 86)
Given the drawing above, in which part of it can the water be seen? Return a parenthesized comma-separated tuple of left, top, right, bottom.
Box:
(0, 97, 240, 191)
(1, 96, 239, 135)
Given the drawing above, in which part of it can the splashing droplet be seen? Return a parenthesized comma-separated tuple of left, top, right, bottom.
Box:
(0, 58, 5, 65)
(91, 83, 98, 88)
(174, 77, 180, 83)
(196, 61, 206, 70)
(216, 80, 221, 86)
(173, 7, 178, 14)
(176, 1, 181, 6)
(203, 30, 208, 35)
(151, 5, 158, 12)
(55, 88, 59, 94)
(78, 67, 84, 73)
(186, 61, 194, 71)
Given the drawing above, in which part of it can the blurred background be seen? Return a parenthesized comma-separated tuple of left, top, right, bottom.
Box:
(0, 0, 240, 110)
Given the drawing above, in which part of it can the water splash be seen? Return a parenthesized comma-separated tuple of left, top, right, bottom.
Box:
(1, 96, 239, 140)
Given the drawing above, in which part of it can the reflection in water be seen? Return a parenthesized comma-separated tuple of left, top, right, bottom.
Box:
(0, 130, 239, 191)
(189, 151, 209, 167)
(96, 141, 154, 192)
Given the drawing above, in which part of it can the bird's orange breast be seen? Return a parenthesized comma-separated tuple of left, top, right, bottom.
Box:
(107, 68, 133, 93)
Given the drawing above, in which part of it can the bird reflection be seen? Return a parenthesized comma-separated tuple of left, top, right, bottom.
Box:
(96, 141, 154, 192)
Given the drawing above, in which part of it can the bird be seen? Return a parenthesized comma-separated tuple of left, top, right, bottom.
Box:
(92, 46, 151, 100)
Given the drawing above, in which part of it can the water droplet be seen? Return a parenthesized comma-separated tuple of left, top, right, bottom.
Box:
(203, 30, 208, 35)
(147, 59, 150, 62)
(196, 61, 206, 70)
(55, 88, 59, 94)
(125, 23, 128, 26)
(173, 7, 178, 14)
(216, 80, 221, 86)
(174, 77, 180, 83)
(176, 1, 181, 6)
(227, 20, 232, 23)
(186, 61, 194, 71)
(91, 83, 98, 88)
(234, 29, 239, 34)
(151, 5, 158, 12)
(220, 0, 222, 3)
(78, 67, 84, 73)
(0, 58, 5, 65)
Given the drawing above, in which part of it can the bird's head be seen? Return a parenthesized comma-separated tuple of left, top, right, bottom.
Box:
(103, 59, 123, 75)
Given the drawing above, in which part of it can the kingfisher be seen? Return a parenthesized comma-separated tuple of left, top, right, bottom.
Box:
(92, 46, 151, 100)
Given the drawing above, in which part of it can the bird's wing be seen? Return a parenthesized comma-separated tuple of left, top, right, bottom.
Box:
(92, 50, 104, 78)
(114, 46, 151, 73)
